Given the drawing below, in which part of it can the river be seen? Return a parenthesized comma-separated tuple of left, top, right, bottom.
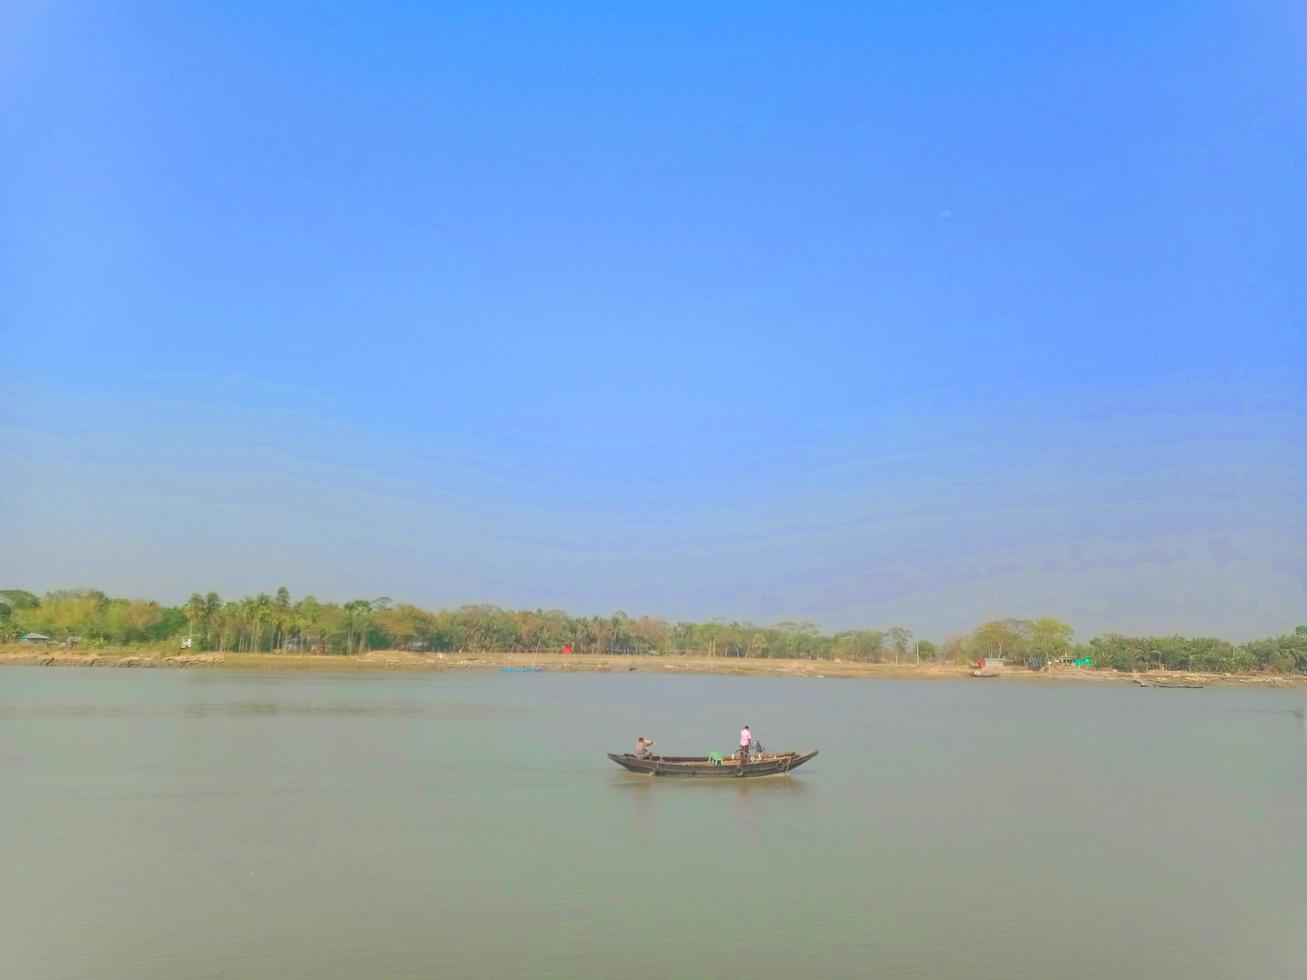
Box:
(2, 667, 1304, 978)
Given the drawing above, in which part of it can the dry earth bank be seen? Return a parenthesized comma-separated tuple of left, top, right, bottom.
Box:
(0, 646, 1297, 686)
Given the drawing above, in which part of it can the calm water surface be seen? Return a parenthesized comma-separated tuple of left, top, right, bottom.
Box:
(2, 668, 1304, 978)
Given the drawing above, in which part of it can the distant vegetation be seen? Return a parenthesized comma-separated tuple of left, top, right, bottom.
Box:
(1, 588, 1304, 673)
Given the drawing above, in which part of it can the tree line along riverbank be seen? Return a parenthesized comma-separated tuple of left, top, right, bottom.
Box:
(2, 588, 1305, 676)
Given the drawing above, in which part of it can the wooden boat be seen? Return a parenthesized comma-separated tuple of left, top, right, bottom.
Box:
(500, 666, 542, 672)
(607, 749, 818, 777)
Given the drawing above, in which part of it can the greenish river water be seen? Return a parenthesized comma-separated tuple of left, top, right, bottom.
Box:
(2, 668, 1304, 978)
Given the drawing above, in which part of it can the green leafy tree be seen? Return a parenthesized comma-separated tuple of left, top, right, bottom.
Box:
(0, 590, 39, 614)
(17, 590, 107, 641)
(885, 626, 913, 664)
(971, 620, 1032, 661)
(1030, 618, 1073, 661)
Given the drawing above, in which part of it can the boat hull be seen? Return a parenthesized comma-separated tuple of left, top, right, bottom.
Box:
(606, 750, 818, 777)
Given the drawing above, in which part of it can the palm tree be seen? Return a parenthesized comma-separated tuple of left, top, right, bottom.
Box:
(344, 600, 374, 654)
(184, 593, 206, 647)
(236, 598, 256, 651)
(216, 601, 241, 652)
(202, 593, 222, 648)
(295, 596, 323, 653)
(273, 587, 292, 650)
(251, 593, 273, 652)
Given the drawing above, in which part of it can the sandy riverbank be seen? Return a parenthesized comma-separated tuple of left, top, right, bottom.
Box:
(0, 647, 1298, 686)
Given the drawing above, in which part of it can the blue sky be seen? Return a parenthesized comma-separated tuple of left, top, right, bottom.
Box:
(2, 2, 1304, 640)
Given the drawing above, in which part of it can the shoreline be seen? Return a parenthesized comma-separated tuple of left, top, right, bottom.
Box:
(0, 647, 1298, 687)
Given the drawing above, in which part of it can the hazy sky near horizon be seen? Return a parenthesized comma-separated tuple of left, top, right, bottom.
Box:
(2, 2, 1304, 640)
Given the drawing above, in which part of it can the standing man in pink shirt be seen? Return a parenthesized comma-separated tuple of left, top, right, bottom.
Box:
(739, 725, 752, 764)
